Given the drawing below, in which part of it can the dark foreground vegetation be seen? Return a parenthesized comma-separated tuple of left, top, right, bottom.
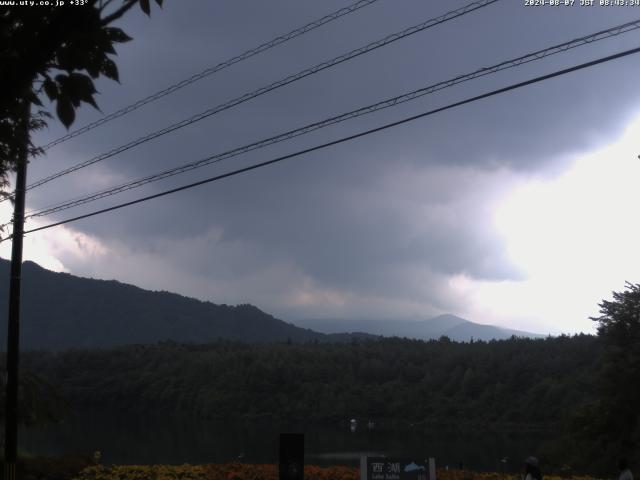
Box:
(1, 284, 638, 476)
(19, 335, 597, 427)
(2, 333, 625, 474)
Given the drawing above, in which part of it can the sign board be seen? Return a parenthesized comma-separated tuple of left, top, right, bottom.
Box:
(364, 457, 435, 480)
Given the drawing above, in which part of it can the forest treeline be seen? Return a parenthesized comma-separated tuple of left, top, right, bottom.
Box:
(19, 335, 598, 427)
(5, 320, 640, 474)
(9, 277, 640, 476)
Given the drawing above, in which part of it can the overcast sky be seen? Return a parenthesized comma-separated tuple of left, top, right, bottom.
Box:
(3, 0, 640, 334)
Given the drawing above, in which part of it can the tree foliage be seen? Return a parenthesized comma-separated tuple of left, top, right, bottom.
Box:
(589, 283, 640, 459)
(0, 367, 66, 427)
(21, 335, 599, 429)
(0, 0, 163, 194)
(14, 329, 637, 473)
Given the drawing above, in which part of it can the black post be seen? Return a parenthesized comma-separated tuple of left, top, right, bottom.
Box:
(279, 433, 304, 480)
(4, 102, 29, 480)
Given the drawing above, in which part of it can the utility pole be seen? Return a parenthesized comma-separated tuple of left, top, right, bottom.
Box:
(4, 101, 29, 480)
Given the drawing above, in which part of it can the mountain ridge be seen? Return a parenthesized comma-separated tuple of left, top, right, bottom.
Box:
(0, 259, 543, 349)
(293, 314, 545, 342)
(0, 259, 376, 349)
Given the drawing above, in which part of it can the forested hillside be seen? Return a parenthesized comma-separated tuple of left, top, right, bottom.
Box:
(21, 335, 598, 427)
(0, 260, 371, 348)
(0, 260, 538, 349)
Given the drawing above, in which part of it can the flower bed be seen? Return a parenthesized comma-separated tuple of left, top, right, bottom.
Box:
(71, 464, 602, 480)
(72, 463, 359, 480)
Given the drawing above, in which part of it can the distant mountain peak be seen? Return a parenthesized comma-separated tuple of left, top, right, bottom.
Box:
(0, 258, 542, 349)
(294, 313, 544, 342)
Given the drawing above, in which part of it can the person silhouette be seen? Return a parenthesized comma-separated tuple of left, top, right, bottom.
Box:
(619, 458, 633, 480)
(524, 457, 542, 480)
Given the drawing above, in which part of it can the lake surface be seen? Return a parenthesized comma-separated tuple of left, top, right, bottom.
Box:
(20, 410, 546, 472)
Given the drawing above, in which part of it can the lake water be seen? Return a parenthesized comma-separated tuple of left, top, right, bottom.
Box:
(20, 410, 546, 472)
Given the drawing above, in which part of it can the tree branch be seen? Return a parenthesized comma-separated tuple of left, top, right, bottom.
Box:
(99, 0, 117, 12)
(100, 0, 138, 26)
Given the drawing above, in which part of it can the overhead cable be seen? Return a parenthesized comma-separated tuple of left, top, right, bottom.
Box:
(6, 44, 640, 241)
(41, 0, 383, 150)
(26, 0, 500, 191)
(21, 18, 640, 221)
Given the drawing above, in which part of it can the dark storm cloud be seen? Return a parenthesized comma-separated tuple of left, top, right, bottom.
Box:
(23, 0, 640, 320)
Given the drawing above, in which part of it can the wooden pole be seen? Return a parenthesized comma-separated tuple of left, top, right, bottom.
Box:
(4, 101, 29, 479)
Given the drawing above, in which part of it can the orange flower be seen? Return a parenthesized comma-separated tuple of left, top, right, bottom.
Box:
(71, 463, 605, 480)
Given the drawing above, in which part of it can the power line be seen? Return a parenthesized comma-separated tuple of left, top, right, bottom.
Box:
(26, 0, 499, 191)
(20, 18, 640, 222)
(7, 44, 640, 241)
(40, 0, 382, 151)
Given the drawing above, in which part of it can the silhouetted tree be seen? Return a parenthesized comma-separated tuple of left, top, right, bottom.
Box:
(0, 0, 163, 195)
(0, 0, 164, 442)
(0, 369, 65, 426)
(590, 282, 640, 458)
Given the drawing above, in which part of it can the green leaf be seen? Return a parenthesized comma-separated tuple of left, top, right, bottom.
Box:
(94, 28, 117, 55)
(56, 44, 91, 72)
(68, 72, 97, 95)
(28, 90, 43, 107)
(67, 73, 99, 109)
(100, 58, 119, 82)
(55, 47, 72, 70)
(56, 98, 75, 129)
(85, 52, 102, 78)
(84, 94, 100, 110)
(104, 27, 133, 44)
(140, 0, 150, 16)
(43, 78, 58, 101)
(35, 109, 52, 120)
(99, 39, 116, 55)
(55, 73, 99, 112)
(55, 73, 68, 85)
